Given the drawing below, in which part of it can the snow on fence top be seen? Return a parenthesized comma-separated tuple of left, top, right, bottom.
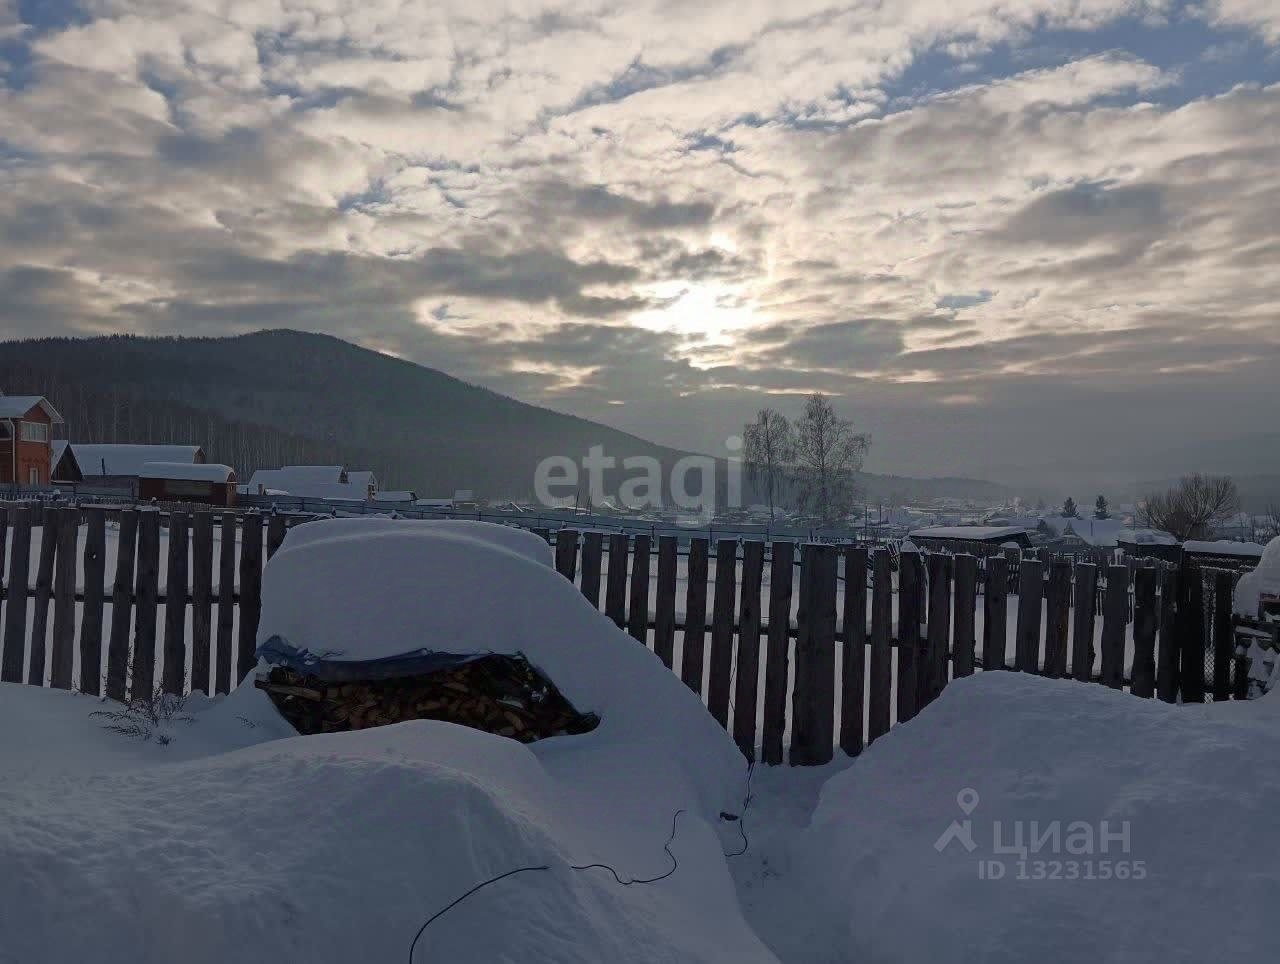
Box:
(1183, 539, 1266, 558)
(138, 461, 235, 482)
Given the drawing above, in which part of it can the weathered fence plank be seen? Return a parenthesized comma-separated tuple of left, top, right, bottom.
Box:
(1071, 563, 1098, 682)
(761, 540, 794, 765)
(1099, 565, 1128, 689)
(105, 510, 138, 700)
(708, 540, 738, 727)
(2, 507, 32, 682)
(237, 513, 264, 685)
(1131, 566, 1158, 698)
(896, 550, 922, 722)
(79, 511, 107, 697)
(925, 553, 952, 703)
(50, 510, 79, 690)
(27, 508, 59, 685)
(1043, 561, 1071, 679)
(952, 555, 977, 679)
(1014, 558, 1043, 674)
(868, 548, 893, 742)
(215, 511, 236, 695)
(1179, 561, 1206, 703)
(190, 512, 214, 696)
(162, 511, 189, 695)
(983, 555, 1008, 671)
(605, 533, 629, 629)
(1156, 567, 1180, 703)
(791, 545, 836, 766)
(1212, 569, 1234, 701)
(680, 537, 709, 696)
(555, 528, 578, 582)
(131, 510, 162, 697)
(627, 534, 651, 644)
(652, 536, 678, 669)
(734, 540, 765, 761)
(266, 513, 288, 560)
(579, 532, 603, 608)
(841, 546, 868, 756)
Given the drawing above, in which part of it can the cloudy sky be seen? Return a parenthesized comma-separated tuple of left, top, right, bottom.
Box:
(2, 1, 1278, 486)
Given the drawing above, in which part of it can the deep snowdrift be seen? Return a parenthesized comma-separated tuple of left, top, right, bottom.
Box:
(795, 672, 1280, 963)
(0, 521, 774, 964)
(1234, 535, 1280, 616)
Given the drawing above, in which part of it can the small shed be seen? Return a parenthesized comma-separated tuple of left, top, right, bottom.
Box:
(138, 462, 237, 506)
(1116, 528, 1182, 564)
(50, 440, 83, 483)
(1183, 540, 1266, 571)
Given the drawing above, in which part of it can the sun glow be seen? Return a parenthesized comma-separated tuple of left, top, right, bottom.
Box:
(629, 280, 759, 340)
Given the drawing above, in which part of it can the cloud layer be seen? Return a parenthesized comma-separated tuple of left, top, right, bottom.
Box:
(1, 0, 1278, 485)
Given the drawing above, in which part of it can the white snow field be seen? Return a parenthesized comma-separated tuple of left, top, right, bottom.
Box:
(0, 520, 776, 964)
(732, 671, 1280, 963)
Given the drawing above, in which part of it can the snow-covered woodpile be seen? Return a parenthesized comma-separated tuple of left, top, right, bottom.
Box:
(254, 654, 600, 741)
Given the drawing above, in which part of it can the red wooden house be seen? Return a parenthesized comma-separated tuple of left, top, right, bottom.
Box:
(0, 395, 64, 486)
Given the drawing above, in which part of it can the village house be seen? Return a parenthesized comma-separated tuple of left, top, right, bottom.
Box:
(72, 443, 206, 492)
(0, 395, 63, 487)
(138, 462, 237, 507)
(246, 465, 377, 500)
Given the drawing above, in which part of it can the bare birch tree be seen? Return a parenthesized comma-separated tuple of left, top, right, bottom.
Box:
(792, 393, 869, 527)
(743, 408, 793, 523)
(1138, 473, 1241, 541)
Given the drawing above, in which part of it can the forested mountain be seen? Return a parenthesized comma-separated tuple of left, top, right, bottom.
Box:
(0, 330, 1011, 505)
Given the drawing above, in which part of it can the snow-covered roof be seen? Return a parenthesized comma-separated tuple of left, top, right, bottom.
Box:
(0, 395, 64, 423)
(372, 490, 415, 503)
(75, 443, 203, 477)
(139, 462, 235, 483)
(248, 466, 346, 491)
(1044, 517, 1128, 547)
(346, 470, 376, 491)
(51, 440, 69, 463)
(1183, 539, 1266, 558)
(909, 525, 1029, 541)
(1115, 528, 1179, 546)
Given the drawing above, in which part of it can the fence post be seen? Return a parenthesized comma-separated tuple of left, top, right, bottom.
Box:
(28, 507, 59, 686)
(1, 507, 30, 683)
(1179, 560, 1206, 703)
(708, 539, 738, 728)
(1043, 561, 1071, 679)
(579, 532, 603, 608)
(952, 554, 977, 679)
(50, 509, 79, 690)
(215, 511, 236, 694)
(868, 548, 893, 742)
(1156, 567, 1180, 702)
(605, 533, 628, 629)
(1212, 569, 1234, 701)
(1014, 558, 1043, 674)
(161, 511, 189, 695)
(190, 512, 214, 696)
(266, 513, 288, 560)
(555, 528, 579, 582)
(791, 545, 836, 766)
(80, 511, 107, 697)
(237, 512, 264, 685)
(131, 510, 162, 697)
(841, 546, 868, 755)
(105, 510, 138, 701)
(1071, 563, 1098, 682)
(680, 538, 709, 697)
(983, 555, 1008, 671)
(734, 540, 766, 761)
(761, 540, 793, 765)
(897, 550, 922, 722)
(652, 536, 678, 669)
(627, 534, 651, 644)
(1100, 565, 1128, 689)
(925, 553, 952, 703)
(1131, 566, 1158, 697)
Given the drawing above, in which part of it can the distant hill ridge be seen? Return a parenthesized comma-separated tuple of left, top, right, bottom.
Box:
(0, 329, 1011, 504)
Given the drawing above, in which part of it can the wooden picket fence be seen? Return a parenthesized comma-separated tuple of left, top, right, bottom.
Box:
(0, 508, 1246, 766)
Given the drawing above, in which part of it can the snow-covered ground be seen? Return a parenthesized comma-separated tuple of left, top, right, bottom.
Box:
(2, 520, 1276, 962)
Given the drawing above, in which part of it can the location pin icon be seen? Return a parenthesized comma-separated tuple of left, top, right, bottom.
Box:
(957, 788, 979, 815)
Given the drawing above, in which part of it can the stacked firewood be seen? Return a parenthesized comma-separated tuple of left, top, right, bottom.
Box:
(254, 654, 599, 743)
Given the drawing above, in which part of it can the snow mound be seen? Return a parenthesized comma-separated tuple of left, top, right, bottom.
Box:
(0, 720, 772, 964)
(1234, 535, 1280, 616)
(277, 516, 553, 567)
(797, 672, 1280, 963)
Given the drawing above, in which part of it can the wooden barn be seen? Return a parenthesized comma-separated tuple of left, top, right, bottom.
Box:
(0, 395, 63, 487)
(908, 524, 1033, 554)
(138, 462, 237, 506)
(50, 440, 83, 483)
(74, 443, 206, 491)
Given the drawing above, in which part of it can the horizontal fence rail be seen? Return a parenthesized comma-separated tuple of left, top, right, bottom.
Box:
(0, 506, 1253, 765)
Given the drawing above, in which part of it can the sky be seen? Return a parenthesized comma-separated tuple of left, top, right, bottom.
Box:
(1, 0, 1278, 488)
